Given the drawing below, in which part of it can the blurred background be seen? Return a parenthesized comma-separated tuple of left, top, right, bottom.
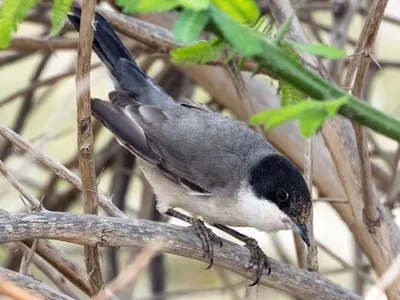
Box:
(0, 0, 400, 299)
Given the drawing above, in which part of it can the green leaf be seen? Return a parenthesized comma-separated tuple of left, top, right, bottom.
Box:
(179, 0, 210, 10)
(0, 0, 38, 48)
(209, 6, 263, 56)
(250, 97, 348, 136)
(170, 38, 226, 64)
(117, 0, 179, 13)
(173, 9, 210, 43)
(212, 0, 260, 25)
(275, 15, 294, 45)
(51, 0, 73, 34)
(290, 42, 345, 59)
(299, 111, 326, 137)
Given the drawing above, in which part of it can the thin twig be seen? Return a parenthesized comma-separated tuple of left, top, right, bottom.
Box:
(365, 253, 400, 300)
(0, 124, 126, 217)
(386, 145, 400, 209)
(344, 0, 389, 227)
(317, 241, 375, 284)
(0, 267, 74, 300)
(75, 0, 104, 294)
(12, 242, 82, 299)
(305, 136, 318, 272)
(96, 243, 160, 299)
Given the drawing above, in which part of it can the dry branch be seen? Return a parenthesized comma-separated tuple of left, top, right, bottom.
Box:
(75, 0, 104, 294)
(0, 212, 361, 300)
(0, 124, 126, 218)
(0, 266, 74, 300)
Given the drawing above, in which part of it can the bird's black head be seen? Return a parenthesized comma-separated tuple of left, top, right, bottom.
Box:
(249, 154, 312, 246)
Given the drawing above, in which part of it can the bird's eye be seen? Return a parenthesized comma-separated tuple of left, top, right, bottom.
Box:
(276, 188, 289, 202)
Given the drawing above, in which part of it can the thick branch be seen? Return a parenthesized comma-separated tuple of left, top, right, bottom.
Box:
(0, 212, 361, 300)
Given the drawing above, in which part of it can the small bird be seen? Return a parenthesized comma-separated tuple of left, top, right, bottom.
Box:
(68, 8, 312, 285)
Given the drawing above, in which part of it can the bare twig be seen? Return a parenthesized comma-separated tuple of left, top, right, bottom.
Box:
(97, 244, 160, 299)
(0, 160, 44, 211)
(344, 0, 389, 227)
(0, 267, 74, 300)
(365, 253, 400, 300)
(317, 242, 374, 284)
(305, 136, 318, 272)
(386, 145, 400, 209)
(0, 63, 101, 108)
(0, 124, 126, 218)
(8, 37, 79, 51)
(75, 0, 104, 294)
(12, 242, 81, 299)
(0, 212, 362, 300)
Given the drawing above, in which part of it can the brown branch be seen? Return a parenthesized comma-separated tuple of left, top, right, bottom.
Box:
(386, 144, 400, 209)
(0, 209, 92, 295)
(344, 0, 389, 227)
(0, 212, 362, 300)
(0, 124, 126, 218)
(8, 37, 79, 51)
(0, 266, 74, 300)
(305, 136, 318, 272)
(75, 0, 104, 294)
(11, 242, 81, 299)
(0, 63, 101, 109)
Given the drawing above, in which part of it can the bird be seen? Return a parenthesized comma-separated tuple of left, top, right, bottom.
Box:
(68, 7, 312, 285)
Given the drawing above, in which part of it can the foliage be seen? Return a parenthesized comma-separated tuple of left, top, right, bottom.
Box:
(0, 0, 73, 48)
(250, 97, 348, 137)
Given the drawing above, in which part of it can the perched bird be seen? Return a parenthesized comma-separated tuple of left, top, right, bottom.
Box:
(68, 7, 312, 285)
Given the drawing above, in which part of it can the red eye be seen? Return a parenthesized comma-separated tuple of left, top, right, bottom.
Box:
(276, 188, 289, 202)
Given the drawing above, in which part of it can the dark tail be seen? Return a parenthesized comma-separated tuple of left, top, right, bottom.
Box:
(67, 7, 173, 106)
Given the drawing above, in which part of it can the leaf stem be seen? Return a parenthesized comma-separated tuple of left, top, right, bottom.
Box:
(253, 41, 400, 140)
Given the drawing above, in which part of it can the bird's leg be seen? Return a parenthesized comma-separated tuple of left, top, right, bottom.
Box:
(213, 223, 271, 286)
(166, 209, 222, 269)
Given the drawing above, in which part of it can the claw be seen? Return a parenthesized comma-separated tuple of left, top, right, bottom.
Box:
(244, 237, 271, 286)
(190, 219, 222, 269)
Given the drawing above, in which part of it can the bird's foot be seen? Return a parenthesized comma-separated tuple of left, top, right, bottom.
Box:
(190, 219, 223, 269)
(244, 237, 271, 286)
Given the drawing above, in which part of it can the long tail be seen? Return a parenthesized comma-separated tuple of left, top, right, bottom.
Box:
(67, 7, 173, 106)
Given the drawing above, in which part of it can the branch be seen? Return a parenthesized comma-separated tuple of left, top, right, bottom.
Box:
(0, 212, 362, 300)
(0, 124, 126, 218)
(75, 0, 104, 294)
(0, 266, 74, 300)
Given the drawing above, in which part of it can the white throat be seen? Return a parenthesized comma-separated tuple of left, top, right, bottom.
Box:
(237, 184, 291, 232)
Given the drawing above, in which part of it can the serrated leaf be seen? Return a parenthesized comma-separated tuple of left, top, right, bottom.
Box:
(250, 98, 349, 136)
(275, 15, 294, 45)
(170, 38, 225, 64)
(117, 0, 179, 13)
(51, 0, 73, 34)
(212, 0, 260, 25)
(290, 42, 345, 59)
(173, 9, 210, 43)
(209, 6, 263, 56)
(0, 0, 38, 48)
(179, 0, 210, 10)
(299, 111, 326, 137)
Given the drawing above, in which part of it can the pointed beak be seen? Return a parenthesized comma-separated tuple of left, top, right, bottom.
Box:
(290, 218, 310, 247)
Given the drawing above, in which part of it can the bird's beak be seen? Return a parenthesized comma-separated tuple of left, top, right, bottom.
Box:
(290, 218, 310, 247)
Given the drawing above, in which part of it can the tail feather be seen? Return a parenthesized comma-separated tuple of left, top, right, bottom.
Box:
(67, 7, 173, 106)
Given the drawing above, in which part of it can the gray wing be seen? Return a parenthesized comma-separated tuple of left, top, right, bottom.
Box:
(92, 92, 275, 194)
